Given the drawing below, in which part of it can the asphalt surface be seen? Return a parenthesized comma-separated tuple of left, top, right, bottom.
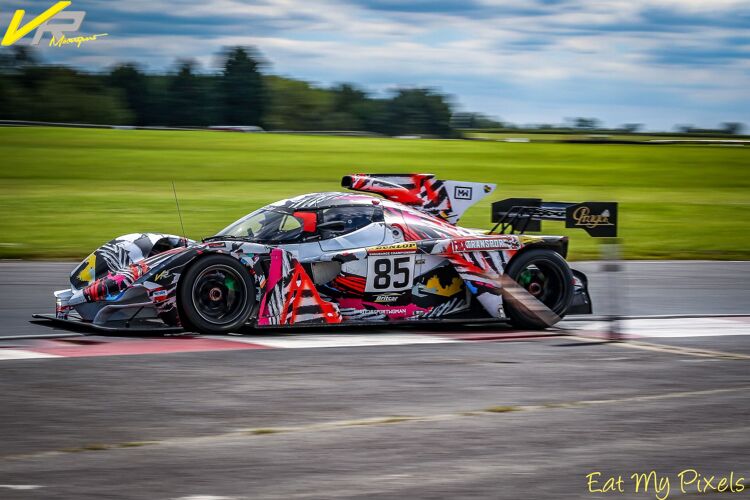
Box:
(0, 261, 748, 499)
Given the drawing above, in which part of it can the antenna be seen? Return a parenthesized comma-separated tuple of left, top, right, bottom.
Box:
(172, 181, 187, 246)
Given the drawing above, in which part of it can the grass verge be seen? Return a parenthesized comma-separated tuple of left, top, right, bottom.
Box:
(1, 127, 748, 259)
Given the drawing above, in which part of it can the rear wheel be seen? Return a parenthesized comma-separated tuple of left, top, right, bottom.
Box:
(503, 249, 574, 329)
(178, 255, 255, 334)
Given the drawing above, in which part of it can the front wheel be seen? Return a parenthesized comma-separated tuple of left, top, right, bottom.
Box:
(503, 249, 574, 330)
(178, 255, 256, 334)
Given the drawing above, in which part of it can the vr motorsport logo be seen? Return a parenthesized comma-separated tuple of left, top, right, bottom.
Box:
(1, 2, 108, 48)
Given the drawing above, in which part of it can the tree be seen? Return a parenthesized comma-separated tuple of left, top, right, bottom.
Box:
(620, 123, 643, 133)
(265, 76, 331, 130)
(451, 112, 503, 129)
(0, 77, 23, 118)
(327, 83, 370, 130)
(108, 63, 153, 126)
(0, 46, 39, 74)
(1, 47, 39, 120)
(12, 66, 132, 124)
(722, 122, 744, 135)
(167, 60, 208, 126)
(383, 88, 454, 137)
(571, 117, 601, 130)
(220, 46, 266, 126)
(450, 112, 476, 129)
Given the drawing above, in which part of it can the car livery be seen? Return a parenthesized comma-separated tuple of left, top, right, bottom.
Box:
(40, 174, 614, 334)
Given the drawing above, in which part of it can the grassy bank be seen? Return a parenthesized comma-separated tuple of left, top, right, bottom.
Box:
(1, 127, 748, 260)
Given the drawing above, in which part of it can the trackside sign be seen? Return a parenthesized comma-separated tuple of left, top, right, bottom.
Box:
(1, 1, 108, 48)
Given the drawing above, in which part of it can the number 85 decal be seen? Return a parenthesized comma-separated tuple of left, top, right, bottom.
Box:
(365, 255, 415, 292)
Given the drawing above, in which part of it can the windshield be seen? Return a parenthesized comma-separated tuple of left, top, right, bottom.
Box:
(217, 208, 305, 243)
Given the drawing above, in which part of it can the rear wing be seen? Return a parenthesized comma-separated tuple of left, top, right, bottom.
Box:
(490, 198, 618, 237)
(342, 173, 496, 225)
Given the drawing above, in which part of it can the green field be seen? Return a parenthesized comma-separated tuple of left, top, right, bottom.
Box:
(1, 127, 748, 260)
(463, 131, 744, 142)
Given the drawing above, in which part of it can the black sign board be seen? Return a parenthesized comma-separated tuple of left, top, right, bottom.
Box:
(565, 202, 618, 238)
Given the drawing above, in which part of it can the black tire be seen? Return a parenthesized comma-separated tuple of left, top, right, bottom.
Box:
(178, 255, 256, 334)
(503, 248, 574, 330)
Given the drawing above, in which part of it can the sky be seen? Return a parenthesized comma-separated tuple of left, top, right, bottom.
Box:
(2, 0, 749, 130)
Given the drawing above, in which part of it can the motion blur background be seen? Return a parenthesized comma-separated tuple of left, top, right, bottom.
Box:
(1, 4, 749, 499)
(0, 0, 748, 259)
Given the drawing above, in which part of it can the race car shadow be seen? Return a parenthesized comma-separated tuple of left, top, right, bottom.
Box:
(236, 319, 525, 336)
(28, 315, 539, 340)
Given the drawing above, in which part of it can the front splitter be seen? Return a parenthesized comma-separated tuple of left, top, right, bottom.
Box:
(31, 314, 185, 334)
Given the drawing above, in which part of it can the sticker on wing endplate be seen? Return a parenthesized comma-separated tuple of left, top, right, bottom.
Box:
(365, 254, 416, 292)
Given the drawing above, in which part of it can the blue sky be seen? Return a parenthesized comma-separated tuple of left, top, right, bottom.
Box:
(2, 0, 749, 129)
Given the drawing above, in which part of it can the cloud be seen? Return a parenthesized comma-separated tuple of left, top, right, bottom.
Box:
(2, 0, 748, 128)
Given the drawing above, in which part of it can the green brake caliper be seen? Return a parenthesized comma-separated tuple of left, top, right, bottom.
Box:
(518, 270, 532, 287)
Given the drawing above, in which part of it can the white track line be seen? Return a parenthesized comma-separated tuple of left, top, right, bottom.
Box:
(568, 317, 750, 338)
(171, 496, 236, 500)
(0, 349, 59, 360)
(211, 333, 457, 349)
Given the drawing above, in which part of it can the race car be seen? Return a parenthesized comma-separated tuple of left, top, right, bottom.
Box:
(35, 174, 617, 334)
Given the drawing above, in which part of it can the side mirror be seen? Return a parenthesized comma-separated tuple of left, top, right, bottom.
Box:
(317, 220, 347, 232)
(293, 211, 318, 233)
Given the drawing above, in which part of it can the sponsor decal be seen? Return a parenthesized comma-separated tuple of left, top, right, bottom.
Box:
(1, 2, 109, 48)
(519, 235, 543, 245)
(367, 242, 418, 255)
(454, 186, 473, 200)
(571, 207, 613, 229)
(55, 300, 72, 319)
(153, 270, 171, 282)
(381, 308, 407, 315)
(452, 237, 520, 252)
(565, 202, 618, 237)
(374, 294, 400, 303)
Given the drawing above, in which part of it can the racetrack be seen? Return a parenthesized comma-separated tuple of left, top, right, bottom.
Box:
(0, 261, 748, 499)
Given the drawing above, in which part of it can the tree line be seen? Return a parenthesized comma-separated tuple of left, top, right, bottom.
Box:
(1, 46, 744, 137)
(0, 46, 454, 137)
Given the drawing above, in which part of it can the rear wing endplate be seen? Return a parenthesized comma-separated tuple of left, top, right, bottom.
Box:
(491, 198, 618, 237)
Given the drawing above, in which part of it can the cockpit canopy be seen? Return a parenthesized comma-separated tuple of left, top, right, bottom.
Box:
(217, 202, 383, 244)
